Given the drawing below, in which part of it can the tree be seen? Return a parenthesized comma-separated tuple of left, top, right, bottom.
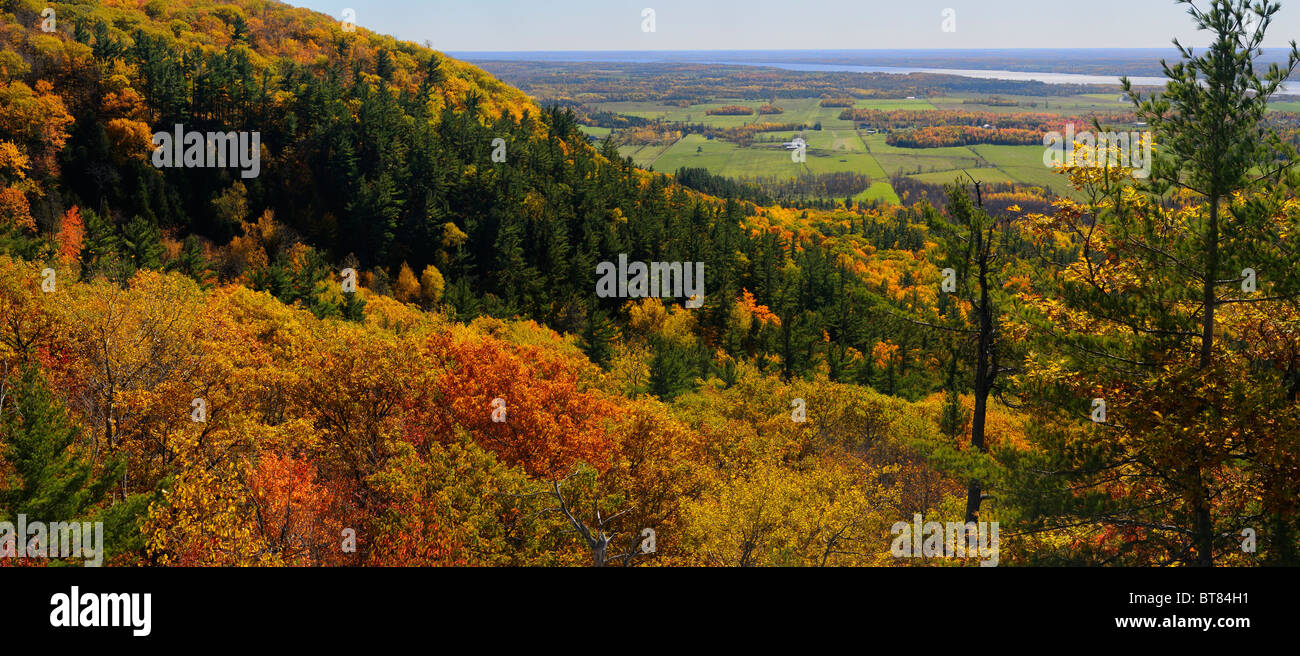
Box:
(1013, 0, 1300, 566)
(648, 336, 696, 402)
(1122, 0, 1300, 371)
(871, 183, 1015, 526)
(0, 366, 148, 564)
(937, 185, 1013, 526)
(1, 365, 113, 520)
(419, 264, 444, 305)
(393, 262, 421, 304)
(1123, 0, 1300, 566)
(54, 206, 85, 266)
(120, 215, 165, 272)
(167, 235, 212, 286)
(540, 472, 635, 567)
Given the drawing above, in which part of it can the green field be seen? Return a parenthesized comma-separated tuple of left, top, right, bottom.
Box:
(928, 92, 1133, 115)
(636, 132, 889, 180)
(857, 181, 902, 204)
(1268, 100, 1300, 112)
(853, 98, 939, 111)
(907, 167, 1016, 185)
(603, 94, 1110, 201)
(620, 141, 680, 169)
(578, 125, 611, 138)
(968, 144, 1067, 190)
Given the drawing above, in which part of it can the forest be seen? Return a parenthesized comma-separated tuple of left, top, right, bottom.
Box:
(885, 126, 1044, 148)
(1, 0, 1298, 567)
(469, 59, 1125, 106)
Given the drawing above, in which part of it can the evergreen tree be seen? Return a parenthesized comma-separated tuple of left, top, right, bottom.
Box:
(648, 337, 695, 402)
(1013, 0, 1300, 565)
(120, 214, 165, 273)
(167, 235, 212, 286)
(0, 367, 142, 543)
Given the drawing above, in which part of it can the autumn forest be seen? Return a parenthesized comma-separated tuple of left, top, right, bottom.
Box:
(1, 0, 1299, 570)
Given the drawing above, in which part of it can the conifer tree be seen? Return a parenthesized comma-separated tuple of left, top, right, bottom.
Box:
(1013, 0, 1300, 565)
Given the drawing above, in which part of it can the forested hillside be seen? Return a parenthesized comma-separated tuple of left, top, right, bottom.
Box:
(1, 0, 1298, 567)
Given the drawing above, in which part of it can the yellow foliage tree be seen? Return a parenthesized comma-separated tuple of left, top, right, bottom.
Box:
(419, 264, 444, 305)
(393, 262, 421, 304)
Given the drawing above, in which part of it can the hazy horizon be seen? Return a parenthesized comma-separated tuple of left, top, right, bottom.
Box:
(289, 1, 1300, 51)
(441, 47, 1273, 53)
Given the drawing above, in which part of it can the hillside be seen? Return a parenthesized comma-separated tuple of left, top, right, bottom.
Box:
(1, 0, 1298, 568)
(0, 0, 990, 567)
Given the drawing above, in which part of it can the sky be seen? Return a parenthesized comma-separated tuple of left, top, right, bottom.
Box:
(288, 1, 1300, 51)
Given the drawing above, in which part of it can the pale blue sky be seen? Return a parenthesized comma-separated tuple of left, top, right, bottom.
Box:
(288, 1, 1300, 51)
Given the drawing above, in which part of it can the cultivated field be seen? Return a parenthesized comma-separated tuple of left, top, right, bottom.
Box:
(602, 93, 1122, 201)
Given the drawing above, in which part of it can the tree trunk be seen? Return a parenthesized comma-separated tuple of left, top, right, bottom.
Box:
(1193, 485, 1213, 567)
(1200, 197, 1218, 369)
(965, 232, 994, 526)
(1192, 196, 1220, 567)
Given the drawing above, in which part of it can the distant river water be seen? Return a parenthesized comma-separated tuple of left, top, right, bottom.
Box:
(700, 60, 1172, 87)
(462, 52, 1294, 94)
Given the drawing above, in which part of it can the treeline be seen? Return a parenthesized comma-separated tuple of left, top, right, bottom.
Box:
(722, 121, 809, 146)
(962, 96, 1020, 106)
(748, 171, 874, 202)
(676, 167, 890, 212)
(705, 105, 755, 116)
(673, 167, 773, 205)
(839, 108, 1132, 131)
(471, 60, 1115, 106)
(889, 178, 1059, 215)
(615, 124, 683, 145)
(886, 126, 1043, 148)
(578, 110, 653, 129)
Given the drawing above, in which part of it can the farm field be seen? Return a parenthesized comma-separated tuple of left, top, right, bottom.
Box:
(906, 167, 1016, 185)
(620, 140, 681, 168)
(968, 144, 1069, 190)
(600, 93, 1172, 202)
(594, 96, 936, 129)
(636, 131, 889, 180)
(927, 92, 1134, 114)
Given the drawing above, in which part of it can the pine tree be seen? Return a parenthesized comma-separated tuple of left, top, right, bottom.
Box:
(167, 235, 212, 286)
(938, 348, 967, 441)
(1, 366, 119, 524)
(648, 337, 695, 401)
(1014, 0, 1300, 566)
(120, 214, 165, 272)
(340, 291, 366, 322)
(1, 366, 153, 563)
(581, 309, 618, 368)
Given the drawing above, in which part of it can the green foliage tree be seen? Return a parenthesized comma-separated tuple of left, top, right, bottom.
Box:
(1013, 0, 1300, 566)
(1, 366, 149, 563)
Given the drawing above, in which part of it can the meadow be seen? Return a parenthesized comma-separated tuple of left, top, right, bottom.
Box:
(598, 94, 1122, 201)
